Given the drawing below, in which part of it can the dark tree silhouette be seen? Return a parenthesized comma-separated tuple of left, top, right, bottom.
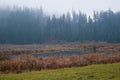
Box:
(0, 7, 120, 44)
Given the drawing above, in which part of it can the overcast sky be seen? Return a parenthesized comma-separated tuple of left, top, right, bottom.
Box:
(0, 0, 120, 16)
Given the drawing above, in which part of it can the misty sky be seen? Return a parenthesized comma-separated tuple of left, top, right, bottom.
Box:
(0, 0, 120, 16)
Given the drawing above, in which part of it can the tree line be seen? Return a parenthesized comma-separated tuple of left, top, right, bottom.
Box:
(0, 7, 120, 44)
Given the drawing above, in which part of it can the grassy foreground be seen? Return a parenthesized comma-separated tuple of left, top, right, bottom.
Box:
(0, 63, 120, 80)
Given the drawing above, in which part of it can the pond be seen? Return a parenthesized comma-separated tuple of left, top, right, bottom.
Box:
(32, 50, 86, 57)
(0, 50, 87, 60)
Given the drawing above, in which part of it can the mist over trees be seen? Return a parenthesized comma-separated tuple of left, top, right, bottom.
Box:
(0, 7, 120, 44)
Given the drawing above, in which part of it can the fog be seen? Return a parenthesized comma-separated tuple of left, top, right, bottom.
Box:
(0, 0, 120, 16)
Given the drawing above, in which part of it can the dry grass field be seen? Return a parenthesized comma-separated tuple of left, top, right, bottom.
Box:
(0, 63, 120, 80)
(0, 42, 120, 73)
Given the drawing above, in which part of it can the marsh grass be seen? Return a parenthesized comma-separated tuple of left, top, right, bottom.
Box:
(0, 63, 120, 80)
(0, 53, 120, 73)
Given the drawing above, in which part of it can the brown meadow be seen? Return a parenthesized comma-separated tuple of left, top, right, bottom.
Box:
(0, 53, 120, 73)
(0, 42, 120, 73)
